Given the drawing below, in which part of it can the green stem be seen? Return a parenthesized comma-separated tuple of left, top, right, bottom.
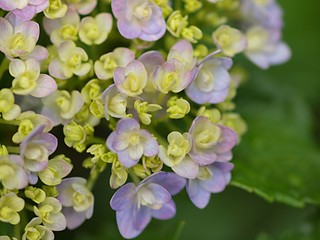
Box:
(86, 136, 106, 145)
(0, 57, 9, 80)
(13, 222, 21, 239)
(0, 119, 20, 126)
(24, 204, 34, 212)
(7, 146, 20, 154)
(86, 170, 99, 191)
(172, 221, 186, 240)
(129, 169, 140, 185)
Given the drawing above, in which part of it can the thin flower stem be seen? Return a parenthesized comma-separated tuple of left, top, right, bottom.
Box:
(86, 136, 106, 145)
(7, 146, 20, 154)
(172, 220, 186, 240)
(0, 57, 9, 80)
(0, 119, 20, 126)
(86, 170, 99, 191)
(129, 169, 140, 185)
(14, 222, 21, 239)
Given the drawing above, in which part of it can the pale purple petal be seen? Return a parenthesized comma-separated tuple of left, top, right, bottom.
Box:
(140, 130, 159, 157)
(212, 126, 238, 153)
(172, 156, 199, 179)
(186, 180, 211, 209)
(201, 162, 233, 193)
(117, 149, 139, 168)
(117, 19, 141, 39)
(110, 183, 135, 211)
(31, 74, 57, 98)
(63, 207, 87, 230)
(116, 118, 140, 133)
(142, 172, 186, 196)
(116, 206, 152, 239)
(152, 199, 176, 220)
(57, 178, 87, 207)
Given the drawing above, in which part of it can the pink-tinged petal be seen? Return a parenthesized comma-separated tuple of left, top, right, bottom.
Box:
(116, 118, 140, 133)
(216, 151, 233, 162)
(0, 17, 13, 44)
(20, 125, 45, 156)
(116, 206, 152, 239)
(117, 19, 141, 39)
(168, 40, 193, 63)
(212, 126, 238, 153)
(110, 183, 135, 211)
(5, 12, 26, 26)
(141, 130, 159, 157)
(26, 159, 48, 172)
(0, 0, 27, 11)
(49, 59, 66, 79)
(142, 172, 186, 196)
(117, 149, 139, 168)
(29, 172, 38, 185)
(186, 180, 211, 209)
(189, 150, 217, 166)
(172, 156, 199, 179)
(152, 199, 176, 220)
(140, 22, 166, 41)
(139, 51, 164, 73)
(63, 207, 87, 230)
(34, 0, 49, 13)
(12, 5, 37, 20)
(29, 0, 47, 5)
(26, 45, 48, 61)
(16, 21, 39, 41)
(201, 162, 233, 193)
(60, 8, 80, 26)
(245, 52, 269, 69)
(31, 74, 57, 98)
(57, 177, 87, 206)
(113, 67, 125, 87)
(35, 132, 58, 154)
(73, 0, 97, 15)
(111, 0, 127, 19)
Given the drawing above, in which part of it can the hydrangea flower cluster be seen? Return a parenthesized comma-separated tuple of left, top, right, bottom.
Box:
(0, 0, 290, 239)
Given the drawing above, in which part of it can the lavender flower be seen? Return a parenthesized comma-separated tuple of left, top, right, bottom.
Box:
(110, 172, 186, 239)
(20, 125, 57, 173)
(187, 162, 233, 208)
(189, 116, 238, 165)
(107, 118, 159, 168)
(186, 58, 233, 104)
(56, 177, 94, 229)
(0, 0, 48, 20)
(111, 0, 166, 41)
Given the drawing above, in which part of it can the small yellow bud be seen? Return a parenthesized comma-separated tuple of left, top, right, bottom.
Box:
(134, 100, 162, 125)
(25, 187, 46, 204)
(167, 11, 188, 37)
(181, 25, 203, 43)
(167, 97, 190, 119)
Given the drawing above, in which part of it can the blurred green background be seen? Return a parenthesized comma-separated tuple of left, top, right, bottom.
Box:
(2, 0, 320, 239)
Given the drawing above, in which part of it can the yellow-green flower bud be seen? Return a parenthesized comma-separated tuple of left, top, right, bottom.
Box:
(63, 122, 93, 152)
(102, 151, 118, 164)
(194, 44, 209, 59)
(90, 98, 104, 119)
(142, 155, 163, 175)
(197, 107, 221, 123)
(87, 144, 106, 163)
(181, 25, 203, 43)
(167, 97, 190, 119)
(134, 100, 162, 125)
(184, 0, 202, 13)
(0, 145, 9, 156)
(0, 89, 21, 121)
(81, 79, 101, 104)
(0, 193, 25, 225)
(44, 0, 68, 19)
(154, 0, 172, 17)
(132, 164, 148, 179)
(25, 187, 46, 204)
(110, 160, 128, 189)
(167, 11, 188, 37)
(216, 0, 239, 10)
(42, 186, 59, 198)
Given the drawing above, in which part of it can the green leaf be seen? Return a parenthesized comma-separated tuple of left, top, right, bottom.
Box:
(231, 70, 320, 207)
